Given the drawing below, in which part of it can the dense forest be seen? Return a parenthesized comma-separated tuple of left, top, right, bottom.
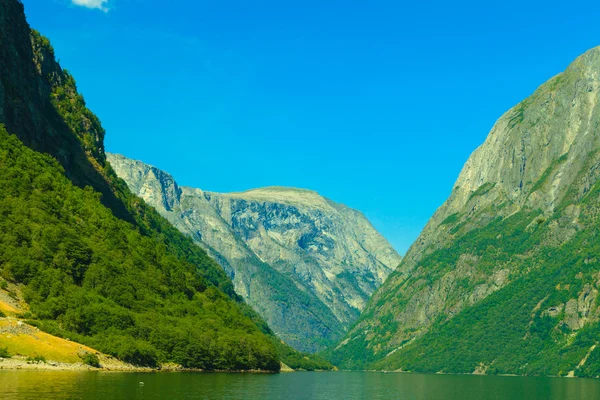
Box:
(0, 0, 332, 371)
(0, 125, 280, 370)
(374, 205, 600, 377)
(326, 188, 600, 377)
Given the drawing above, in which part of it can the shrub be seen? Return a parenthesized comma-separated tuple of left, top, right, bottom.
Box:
(0, 347, 10, 358)
(81, 353, 101, 368)
(118, 339, 159, 368)
(27, 355, 46, 363)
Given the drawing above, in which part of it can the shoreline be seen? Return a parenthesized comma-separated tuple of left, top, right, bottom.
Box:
(352, 369, 598, 380)
(2, 361, 597, 379)
(0, 356, 281, 374)
(0, 318, 280, 374)
(0, 356, 152, 372)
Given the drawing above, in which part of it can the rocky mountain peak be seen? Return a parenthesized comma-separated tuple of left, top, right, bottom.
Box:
(328, 45, 600, 376)
(222, 186, 332, 210)
(107, 153, 401, 352)
(411, 44, 600, 266)
(109, 153, 181, 212)
(570, 45, 600, 70)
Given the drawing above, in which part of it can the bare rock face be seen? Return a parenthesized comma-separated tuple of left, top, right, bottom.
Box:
(107, 154, 401, 352)
(328, 47, 600, 376)
(402, 47, 600, 277)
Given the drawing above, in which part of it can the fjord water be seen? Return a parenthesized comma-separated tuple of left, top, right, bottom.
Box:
(2, 371, 599, 400)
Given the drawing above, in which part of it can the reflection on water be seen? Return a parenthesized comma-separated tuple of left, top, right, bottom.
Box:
(1, 370, 600, 400)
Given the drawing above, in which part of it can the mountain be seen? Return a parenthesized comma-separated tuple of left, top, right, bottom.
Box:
(0, 0, 331, 371)
(328, 47, 600, 378)
(107, 154, 401, 352)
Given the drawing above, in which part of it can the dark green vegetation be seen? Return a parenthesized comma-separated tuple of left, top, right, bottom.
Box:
(467, 182, 496, 201)
(26, 355, 46, 364)
(327, 47, 600, 378)
(374, 203, 600, 377)
(80, 353, 101, 368)
(529, 153, 568, 193)
(0, 347, 10, 358)
(0, 0, 331, 371)
(210, 251, 344, 354)
(273, 341, 334, 371)
(0, 126, 278, 370)
(330, 205, 600, 377)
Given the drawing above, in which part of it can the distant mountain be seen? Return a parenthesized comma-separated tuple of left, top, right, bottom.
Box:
(328, 46, 600, 378)
(0, 0, 331, 371)
(108, 154, 401, 352)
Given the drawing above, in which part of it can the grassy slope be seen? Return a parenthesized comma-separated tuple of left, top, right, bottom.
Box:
(0, 319, 97, 365)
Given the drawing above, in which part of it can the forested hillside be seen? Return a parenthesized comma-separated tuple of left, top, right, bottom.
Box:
(0, 0, 331, 371)
(0, 125, 279, 369)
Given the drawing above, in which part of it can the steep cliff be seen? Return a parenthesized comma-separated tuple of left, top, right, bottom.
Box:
(328, 46, 600, 378)
(107, 154, 401, 352)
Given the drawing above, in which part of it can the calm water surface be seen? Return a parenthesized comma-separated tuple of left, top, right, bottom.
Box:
(1, 370, 599, 400)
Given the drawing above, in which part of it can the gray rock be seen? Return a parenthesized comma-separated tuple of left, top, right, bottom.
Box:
(107, 154, 401, 352)
(331, 46, 600, 367)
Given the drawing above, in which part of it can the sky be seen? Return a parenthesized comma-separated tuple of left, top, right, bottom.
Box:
(21, 0, 600, 254)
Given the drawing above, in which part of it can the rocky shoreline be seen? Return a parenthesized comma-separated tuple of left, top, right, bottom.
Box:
(0, 356, 150, 372)
(0, 357, 286, 373)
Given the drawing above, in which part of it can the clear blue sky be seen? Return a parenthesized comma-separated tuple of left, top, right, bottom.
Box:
(22, 0, 600, 254)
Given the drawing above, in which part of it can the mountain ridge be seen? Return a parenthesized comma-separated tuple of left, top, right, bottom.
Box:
(107, 152, 401, 352)
(327, 44, 600, 378)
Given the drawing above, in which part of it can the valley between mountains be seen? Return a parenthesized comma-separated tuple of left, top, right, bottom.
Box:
(107, 154, 400, 353)
(2, 0, 600, 379)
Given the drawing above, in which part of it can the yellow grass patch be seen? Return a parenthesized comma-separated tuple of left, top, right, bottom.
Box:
(0, 300, 18, 316)
(0, 320, 97, 363)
